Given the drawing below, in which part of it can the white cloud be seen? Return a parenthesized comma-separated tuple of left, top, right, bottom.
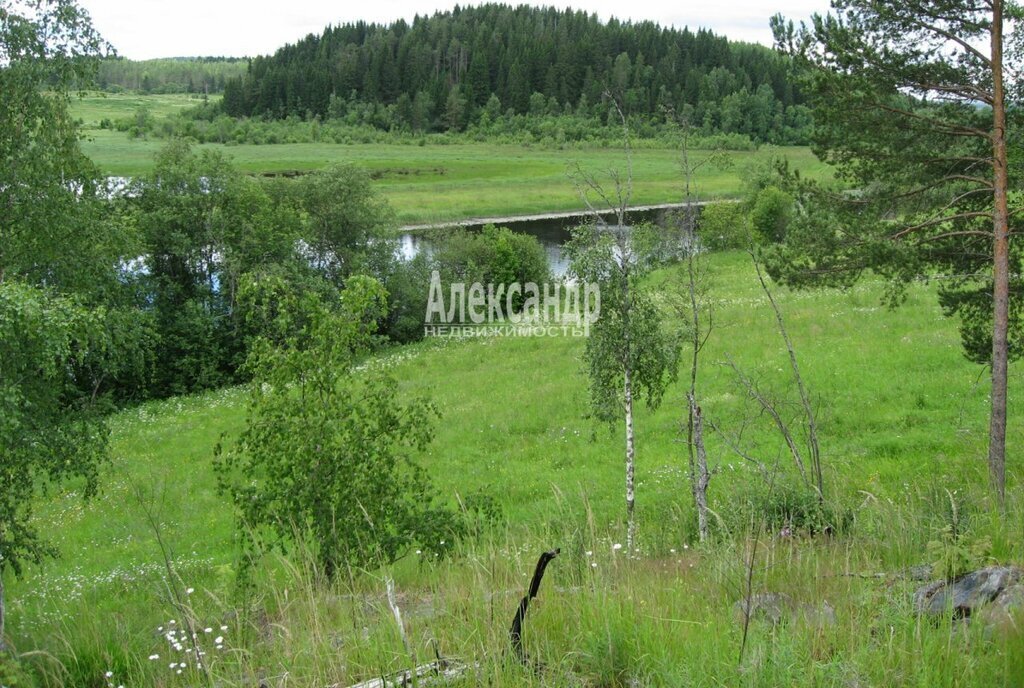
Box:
(78, 0, 831, 60)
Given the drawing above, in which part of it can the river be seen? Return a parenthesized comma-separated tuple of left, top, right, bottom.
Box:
(397, 203, 697, 278)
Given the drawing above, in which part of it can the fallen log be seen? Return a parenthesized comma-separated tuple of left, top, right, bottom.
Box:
(343, 659, 473, 688)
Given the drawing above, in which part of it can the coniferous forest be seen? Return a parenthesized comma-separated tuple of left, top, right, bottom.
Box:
(221, 4, 811, 143)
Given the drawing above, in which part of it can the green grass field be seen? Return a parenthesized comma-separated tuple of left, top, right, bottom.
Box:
(71, 93, 831, 225)
(6, 252, 1022, 686)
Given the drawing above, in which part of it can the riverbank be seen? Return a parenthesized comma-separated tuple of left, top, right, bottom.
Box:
(79, 134, 827, 224)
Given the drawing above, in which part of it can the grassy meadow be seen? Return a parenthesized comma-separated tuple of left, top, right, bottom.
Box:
(72, 93, 830, 225)
(6, 251, 1023, 686)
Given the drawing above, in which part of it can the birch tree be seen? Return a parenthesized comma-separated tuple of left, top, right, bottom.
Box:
(0, 0, 112, 649)
(567, 96, 680, 551)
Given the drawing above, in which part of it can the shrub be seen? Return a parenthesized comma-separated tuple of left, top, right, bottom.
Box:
(699, 202, 751, 251)
(749, 186, 794, 244)
(726, 481, 851, 537)
(215, 276, 463, 578)
(381, 254, 432, 344)
(431, 224, 551, 313)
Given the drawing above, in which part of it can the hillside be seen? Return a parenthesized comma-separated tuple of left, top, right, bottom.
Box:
(222, 4, 810, 144)
(8, 253, 1022, 686)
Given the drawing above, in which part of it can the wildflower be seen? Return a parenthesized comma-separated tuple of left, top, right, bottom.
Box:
(591, 562, 597, 568)
(214, 636, 224, 644)
(204, 627, 212, 633)
(585, 550, 593, 557)
(105, 671, 113, 678)
(220, 625, 228, 631)
(186, 587, 195, 595)
(612, 543, 622, 551)
(149, 654, 160, 661)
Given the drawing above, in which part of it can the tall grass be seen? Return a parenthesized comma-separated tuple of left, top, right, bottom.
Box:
(15, 486, 1022, 687)
(4, 251, 1022, 685)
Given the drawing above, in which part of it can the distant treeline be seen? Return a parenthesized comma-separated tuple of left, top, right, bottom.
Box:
(96, 57, 248, 94)
(117, 98, 765, 150)
(221, 4, 811, 144)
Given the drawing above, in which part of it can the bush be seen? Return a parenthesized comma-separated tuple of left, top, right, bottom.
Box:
(382, 254, 432, 344)
(749, 186, 794, 244)
(431, 224, 551, 313)
(0, 654, 34, 687)
(726, 481, 852, 537)
(699, 202, 751, 251)
(215, 276, 463, 578)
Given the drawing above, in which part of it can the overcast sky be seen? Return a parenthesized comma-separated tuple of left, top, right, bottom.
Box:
(77, 1, 833, 60)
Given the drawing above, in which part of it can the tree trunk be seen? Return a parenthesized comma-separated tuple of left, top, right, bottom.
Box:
(624, 365, 636, 552)
(0, 564, 6, 651)
(990, 0, 1009, 504)
(688, 394, 710, 542)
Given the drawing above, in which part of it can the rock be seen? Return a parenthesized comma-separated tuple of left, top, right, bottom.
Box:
(734, 592, 792, 626)
(903, 564, 934, 581)
(976, 583, 1024, 637)
(798, 600, 837, 628)
(914, 565, 1024, 618)
(734, 593, 836, 628)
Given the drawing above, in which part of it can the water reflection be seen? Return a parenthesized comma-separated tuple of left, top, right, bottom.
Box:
(397, 207, 676, 278)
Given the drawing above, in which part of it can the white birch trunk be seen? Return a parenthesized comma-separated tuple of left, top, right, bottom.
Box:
(688, 393, 711, 542)
(624, 365, 636, 553)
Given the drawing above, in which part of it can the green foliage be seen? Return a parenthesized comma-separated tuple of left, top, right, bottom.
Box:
(0, 1, 128, 302)
(127, 144, 401, 396)
(6, 250, 1024, 685)
(927, 525, 993, 582)
(131, 140, 245, 396)
(749, 186, 794, 244)
(726, 481, 851, 537)
(566, 223, 680, 424)
(293, 164, 396, 285)
(94, 56, 247, 94)
(699, 202, 751, 251)
(925, 489, 993, 581)
(215, 276, 462, 577)
(380, 254, 432, 344)
(431, 224, 551, 307)
(0, 282, 109, 575)
(221, 5, 810, 145)
(0, 653, 33, 688)
(125, 97, 771, 149)
(769, 1, 1021, 365)
(0, 0, 118, 587)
